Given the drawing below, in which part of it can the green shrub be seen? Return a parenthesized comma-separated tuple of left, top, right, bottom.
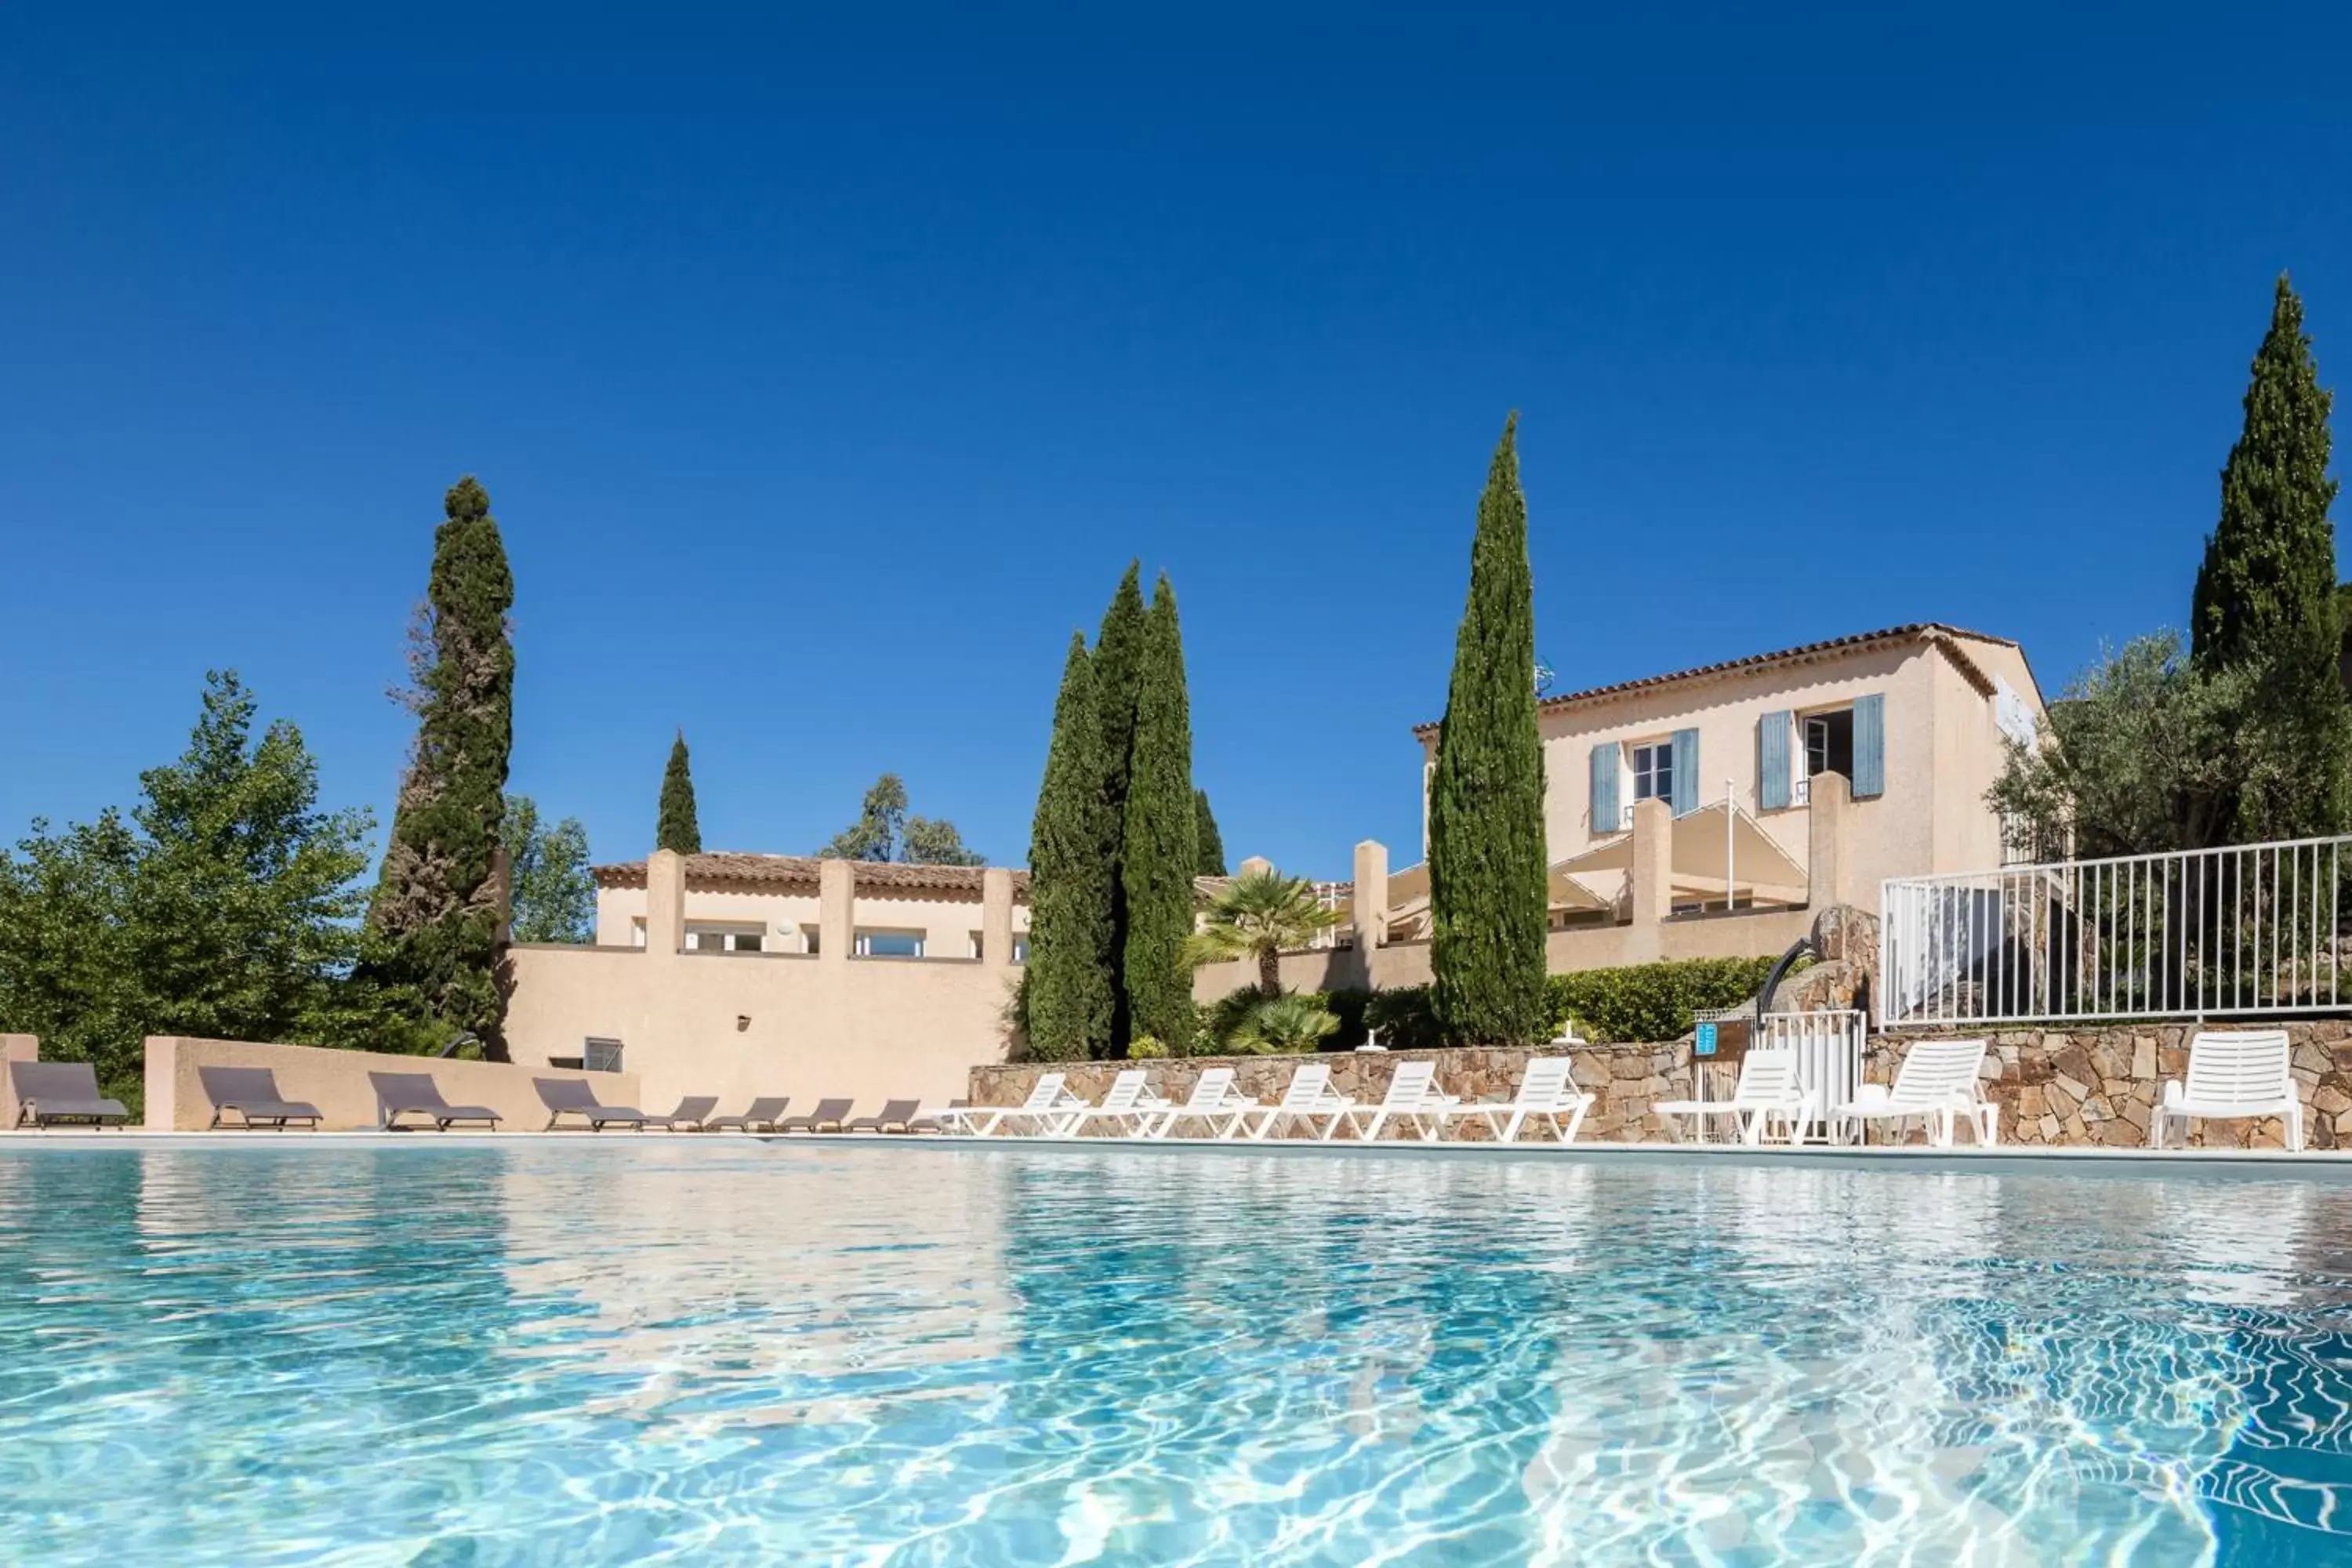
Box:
(1363, 986, 1443, 1051)
(1546, 956, 1788, 1044)
(1314, 988, 1375, 1051)
(1228, 993, 1339, 1053)
(1128, 1034, 1171, 1059)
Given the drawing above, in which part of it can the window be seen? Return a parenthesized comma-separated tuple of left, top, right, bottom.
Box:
(1012, 935, 1029, 964)
(800, 924, 821, 956)
(855, 929, 926, 958)
(1631, 742, 1675, 804)
(583, 1037, 624, 1073)
(969, 930, 985, 960)
(686, 924, 764, 953)
(1805, 710, 1854, 780)
(630, 918, 647, 949)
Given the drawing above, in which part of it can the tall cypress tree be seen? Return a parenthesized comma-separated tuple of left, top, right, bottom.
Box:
(656, 731, 702, 855)
(1092, 563, 1149, 1048)
(1121, 574, 1199, 1051)
(1193, 788, 1227, 877)
(365, 475, 517, 1054)
(1025, 632, 1116, 1059)
(1428, 416, 1550, 1047)
(2192, 275, 2342, 674)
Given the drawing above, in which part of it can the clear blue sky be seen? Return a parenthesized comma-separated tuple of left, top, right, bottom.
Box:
(6, 2, 2350, 880)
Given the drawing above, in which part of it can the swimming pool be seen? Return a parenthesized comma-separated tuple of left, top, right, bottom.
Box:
(2, 1142, 2347, 1564)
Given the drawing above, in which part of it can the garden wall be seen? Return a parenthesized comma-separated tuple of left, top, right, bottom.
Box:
(971, 1020, 2352, 1149)
(141, 1036, 647, 1132)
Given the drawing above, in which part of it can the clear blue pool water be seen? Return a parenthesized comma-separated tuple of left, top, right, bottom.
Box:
(4, 1143, 2351, 1564)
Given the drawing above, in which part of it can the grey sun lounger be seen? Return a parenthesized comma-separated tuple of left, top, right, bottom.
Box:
(198, 1065, 323, 1130)
(661, 1095, 719, 1131)
(535, 1077, 655, 1131)
(9, 1061, 129, 1129)
(368, 1071, 503, 1131)
(705, 1096, 789, 1133)
(845, 1098, 924, 1134)
(778, 1097, 854, 1134)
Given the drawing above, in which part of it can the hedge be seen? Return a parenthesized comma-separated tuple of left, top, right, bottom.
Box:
(1330, 955, 1791, 1051)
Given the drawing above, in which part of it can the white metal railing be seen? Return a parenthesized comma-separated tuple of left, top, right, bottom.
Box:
(1881, 836, 2352, 1027)
(1760, 1009, 1864, 1140)
(1302, 881, 1356, 951)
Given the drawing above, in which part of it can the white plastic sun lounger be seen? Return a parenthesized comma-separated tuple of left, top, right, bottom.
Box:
(1147, 1068, 1256, 1139)
(1340, 1061, 1457, 1142)
(1436, 1057, 1594, 1144)
(1656, 1050, 1812, 1145)
(2152, 1029, 2303, 1152)
(967, 1072, 1086, 1137)
(1240, 1063, 1354, 1142)
(1065, 1069, 1175, 1138)
(1835, 1037, 1997, 1147)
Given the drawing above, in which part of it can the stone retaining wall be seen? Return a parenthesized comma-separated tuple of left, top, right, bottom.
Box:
(974, 1020, 2352, 1148)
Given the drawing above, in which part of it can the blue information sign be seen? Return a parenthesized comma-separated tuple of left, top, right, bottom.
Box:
(1694, 1021, 1718, 1057)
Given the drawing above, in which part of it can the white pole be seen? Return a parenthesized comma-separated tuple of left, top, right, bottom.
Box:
(1726, 776, 1737, 912)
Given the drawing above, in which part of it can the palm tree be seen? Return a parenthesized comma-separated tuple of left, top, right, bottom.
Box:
(1228, 993, 1340, 1054)
(1184, 867, 1341, 999)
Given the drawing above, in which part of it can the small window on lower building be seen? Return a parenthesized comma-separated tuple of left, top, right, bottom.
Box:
(1805, 710, 1855, 780)
(855, 928, 926, 958)
(968, 930, 985, 960)
(686, 924, 764, 953)
(800, 924, 821, 956)
(1631, 742, 1675, 804)
(1012, 935, 1029, 964)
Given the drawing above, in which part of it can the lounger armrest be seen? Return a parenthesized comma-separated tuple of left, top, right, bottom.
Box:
(2160, 1080, 2184, 1111)
(1844, 1084, 1893, 1113)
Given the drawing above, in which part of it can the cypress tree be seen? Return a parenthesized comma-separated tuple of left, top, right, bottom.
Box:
(1428, 415, 1551, 1047)
(1121, 574, 1199, 1051)
(365, 475, 517, 1055)
(656, 731, 702, 855)
(2192, 275, 2342, 674)
(1092, 563, 1149, 1047)
(1193, 788, 1227, 877)
(1025, 632, 1116, 1059)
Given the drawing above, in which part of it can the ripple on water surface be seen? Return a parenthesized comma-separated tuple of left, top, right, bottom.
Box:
(3, 1142, 2351, 1564)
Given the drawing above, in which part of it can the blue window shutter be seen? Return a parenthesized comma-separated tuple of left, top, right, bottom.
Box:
(1853, 694, 1886, 798)
(1590, 742, 1621, 834)
(1758, 710, 1791, 811)
(1669, 728, 1700, 816)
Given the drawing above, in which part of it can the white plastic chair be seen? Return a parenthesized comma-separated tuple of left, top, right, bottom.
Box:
(1835, 1038, 1998, 1148)
(1341, 1061, 1457, 1142)
(2152, 1029, 2303, 1152)
(969, 1072, 1085, 1137)
(1435, 1057, 1594, 1144)
(1064, 1069, 1174, 1138)
(1148, 1068, 1257, 1139)
(1240, 1063, 1354, 1142)
(1657, 1051, 1813, 1145)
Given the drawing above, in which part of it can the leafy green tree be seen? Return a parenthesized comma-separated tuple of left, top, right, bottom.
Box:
(2193, 276, 2342, 676)
(1024, 632, 1117, 1060)
(1428, 414, 1551, 1047)
(822, 773, 985, 865)
(656, 731, 702, 855)
(0, 672, 373, 1102)
(1120, 573, 1199, 1051)
(1193, 788, 1227, 877)
(361, 475, 517, 1055)
(1092, 563, 1149, 1042)
(1184, 866, 1338, 999)
(502, 795, 594, 944)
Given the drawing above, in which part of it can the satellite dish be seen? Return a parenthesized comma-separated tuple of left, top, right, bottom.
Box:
(1534, 659, 1557, 698)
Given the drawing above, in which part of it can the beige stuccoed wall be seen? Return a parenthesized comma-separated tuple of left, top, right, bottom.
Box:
(140, 1036, 645, 1131)
(510, 854, 1020, 1117)
(598, 883, 1029, 956)
(1, 1034, 37, 1130)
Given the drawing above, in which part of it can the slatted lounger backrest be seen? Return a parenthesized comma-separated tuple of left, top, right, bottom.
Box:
(1732, 1051, 1801, 1105)
(2184, 1030, 2292, 1107)
(1184, 1068, 1237, 1109)
(1381, 1062, 1436, 1109)
(1278, 1065, 1333, 1108)
(1887, 1039, 1989, 1111)
(1518, 1058, 1577, 1105)
(1097, 1070, 1149, 1114)
(1021, 1073, 1069, 1112)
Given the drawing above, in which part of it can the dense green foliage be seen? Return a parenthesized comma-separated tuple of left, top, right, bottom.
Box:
(0, 673, 373, 1105)
(1183, 867, 1338, 998)
(1023, 633, 1117, 1061)
(1427, 415, 1551, 1045)
(1091, 563, 1149, 1047)
(1223, 992, 1338, 1054)
(1193, 789, 1226, 877)
(821, 773, 985, 865)
(1998, 280, 2352, 853)
(361, 475, 517, 1056)
(1330, 957, 1786, 1052)
(502, 795, 594, 945)
(655, 731, 702, 855)
(1120, 575, 1200, 1049)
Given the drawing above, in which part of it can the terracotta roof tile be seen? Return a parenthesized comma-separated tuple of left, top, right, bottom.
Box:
(593, 852, 1027, 901)
(1410, 622, 2016, 738)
